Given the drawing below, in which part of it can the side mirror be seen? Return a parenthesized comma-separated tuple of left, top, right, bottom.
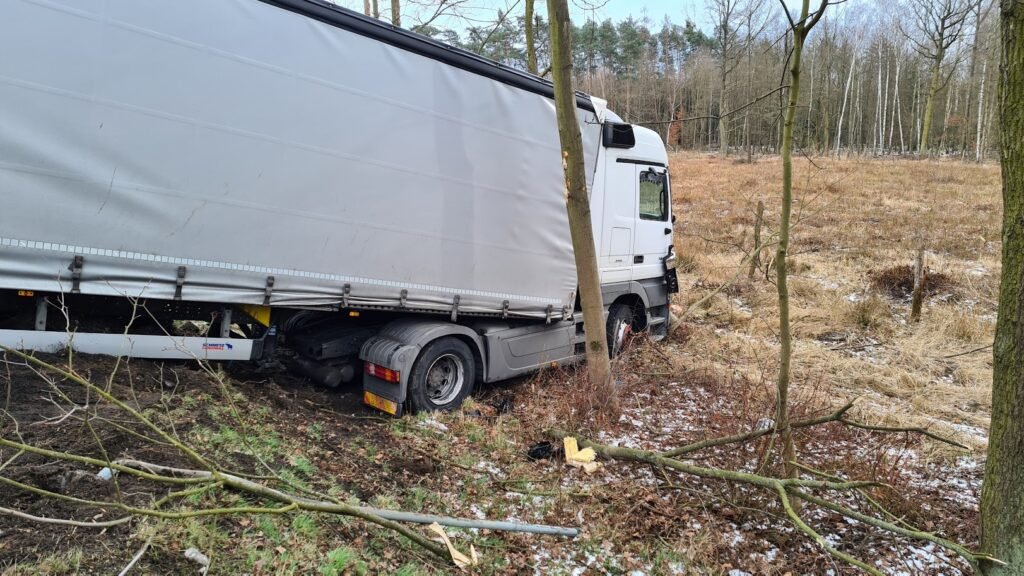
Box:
(602, 122, 636, 149)
(672, 214, 677, 224)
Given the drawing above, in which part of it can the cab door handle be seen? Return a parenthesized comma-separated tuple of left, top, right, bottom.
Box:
(633, 255, 644, 264)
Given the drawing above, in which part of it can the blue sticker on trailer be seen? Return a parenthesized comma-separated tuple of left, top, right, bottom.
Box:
(202, 343, 235, 351)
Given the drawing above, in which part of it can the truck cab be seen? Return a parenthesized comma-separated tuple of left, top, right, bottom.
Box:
(592, 114, 675, 287)
(358, 115, 678, 415)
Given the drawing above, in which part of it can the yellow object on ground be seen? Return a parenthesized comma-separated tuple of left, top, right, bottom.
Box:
(428, 522, 478, 569)
(563, 437, 600, 473)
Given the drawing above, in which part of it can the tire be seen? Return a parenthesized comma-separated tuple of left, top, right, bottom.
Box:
(407, 337, 476, 413)
(606, 303, 635, 358)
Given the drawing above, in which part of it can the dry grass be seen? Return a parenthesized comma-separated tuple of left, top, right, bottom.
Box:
(669, 153, 1001, 453)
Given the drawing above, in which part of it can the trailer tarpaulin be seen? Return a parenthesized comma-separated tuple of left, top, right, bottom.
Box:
(0, 0, 602, 319)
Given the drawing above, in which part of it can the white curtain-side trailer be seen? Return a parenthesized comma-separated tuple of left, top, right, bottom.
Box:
(0, 0, 677, 414)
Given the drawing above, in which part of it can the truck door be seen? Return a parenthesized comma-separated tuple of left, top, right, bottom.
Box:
(599, 158, 636, 284)
(632, 167, 671, 282)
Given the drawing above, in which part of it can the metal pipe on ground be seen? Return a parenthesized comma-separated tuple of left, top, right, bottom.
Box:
(356, 507, 579, 537)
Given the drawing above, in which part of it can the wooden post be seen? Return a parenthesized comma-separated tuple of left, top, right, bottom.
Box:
(749, 200, 764, 279)
(910, 248, 925, 323)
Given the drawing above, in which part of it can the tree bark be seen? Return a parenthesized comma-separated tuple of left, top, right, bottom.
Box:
(525, 0, 538, 74)
(547, 0, 615, 414)
(363, 0, 371, 16)
(980, 1, 1024, 573)
(372, 0, 379, 19)
(390, 0, 400, 27)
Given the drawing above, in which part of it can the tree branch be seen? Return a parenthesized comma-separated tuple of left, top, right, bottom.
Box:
(661, 400, 855, 457)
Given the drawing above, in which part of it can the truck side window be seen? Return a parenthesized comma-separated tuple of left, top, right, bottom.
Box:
(639, 170, 668, 221)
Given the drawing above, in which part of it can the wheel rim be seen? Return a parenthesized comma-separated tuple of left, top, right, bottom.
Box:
(425, 354, 464, 405)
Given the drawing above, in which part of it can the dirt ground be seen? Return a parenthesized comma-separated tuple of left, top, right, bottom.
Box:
(0, 154, 1001, 575)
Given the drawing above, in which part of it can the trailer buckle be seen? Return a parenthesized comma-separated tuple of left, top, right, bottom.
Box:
(174, 266, 186, 301)
(68, 255, 84, 294)
(263, 276, 275, 306)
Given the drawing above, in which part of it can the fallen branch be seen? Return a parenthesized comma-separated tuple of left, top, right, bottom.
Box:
(661, 401, 855, 458)
(550, 429, 880, 492)
(117, 533, 154, 576)
(775, 484, 882, 575)
(660, 400, 968, 458)
(0, 505, 132, 528)
(836, 418, 971, 450)
(549, 430, 989, 573)
(943, 343, 993, 359)
(116, 459, 579, 537)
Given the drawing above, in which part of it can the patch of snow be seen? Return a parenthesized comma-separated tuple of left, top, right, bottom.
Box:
(474, 460, 504, 476)
(949, 422, 988, 443)
(418, 418, 448, 433)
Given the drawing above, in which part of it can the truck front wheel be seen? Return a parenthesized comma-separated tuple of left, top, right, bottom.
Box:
(607, 303, 635, 358)
(408, 337, 476, 412)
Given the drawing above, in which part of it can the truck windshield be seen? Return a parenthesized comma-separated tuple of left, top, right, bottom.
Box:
(639, 170, 668, 221)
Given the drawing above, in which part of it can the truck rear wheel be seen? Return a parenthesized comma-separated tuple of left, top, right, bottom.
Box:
(607, 303, 635, 358)
(408, 337, 475, 412)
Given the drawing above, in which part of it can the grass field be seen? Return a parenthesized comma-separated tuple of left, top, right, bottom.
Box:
(670, 153, 1001, 452)
(0, 154, 1002, 575)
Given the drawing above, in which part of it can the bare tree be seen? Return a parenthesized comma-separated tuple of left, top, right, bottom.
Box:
(775, 0, 829, 483)
(409, 0, 469, 34)
(391, 0, 401, 26)
(708, 0, 770, 157)
(901, 0, 974, 154)
(547, 0, 615, 417)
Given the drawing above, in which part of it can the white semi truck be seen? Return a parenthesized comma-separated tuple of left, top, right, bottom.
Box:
(0, 0, 677, 415)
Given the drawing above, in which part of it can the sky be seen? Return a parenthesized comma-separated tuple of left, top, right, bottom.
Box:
(546, 0, 709, 29)
(329, 0, 714, 34)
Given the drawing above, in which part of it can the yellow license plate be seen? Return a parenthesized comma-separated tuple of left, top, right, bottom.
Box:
(363, 391, 398, 415)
